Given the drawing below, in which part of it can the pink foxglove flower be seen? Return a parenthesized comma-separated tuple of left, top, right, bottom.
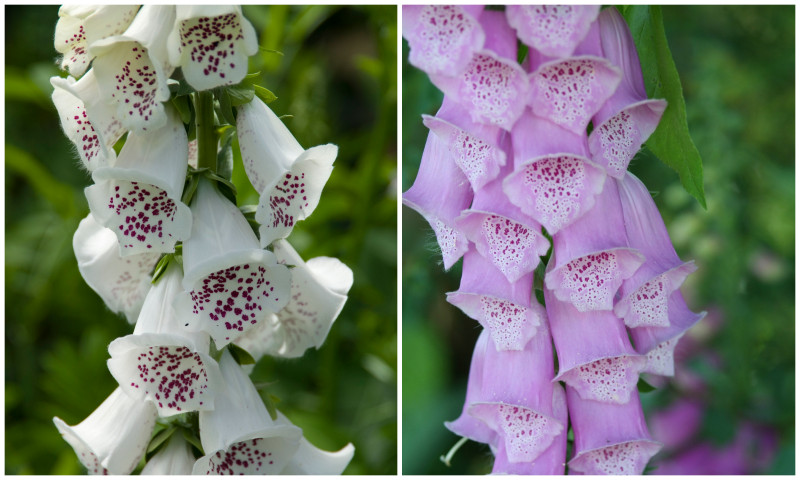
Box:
(53, 387, 158, 475)
(177, 178, 290, 347)
(85, 106, 192, 256)
(402, 5, 485, 77)
(54, 5, 140, 78)
(167, 5, 258, 91)
(107, 263, 223, 416)
(140, 432, 196, 475)
(73, 213, 160, 323)
(50, 70, 126, 171)
(236, 97, 338, 247)
(89, 5, 177, 133)
(505, 5, 600, 59)
(234, 239, 353, 359)
(566, 387, 661, 475)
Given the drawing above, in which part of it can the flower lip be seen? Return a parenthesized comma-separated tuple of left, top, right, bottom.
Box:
(568, 439, 663, 475)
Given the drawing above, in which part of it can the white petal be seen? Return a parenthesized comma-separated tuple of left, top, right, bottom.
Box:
(141, 433, 196, 475)
(85, 107, 192, 256)
(256, 144, 338, 247)
(236, 97, 304, 193)
(170, 5, 259, 91)
(306, 256, 354, 296)
(73, 214, 160, 323)
(51, 72, 125, 171)
(281, 438, 355, 475)
(53, 387, 157, 475)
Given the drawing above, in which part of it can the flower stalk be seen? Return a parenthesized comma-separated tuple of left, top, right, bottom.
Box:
(195, 90, 217, 173)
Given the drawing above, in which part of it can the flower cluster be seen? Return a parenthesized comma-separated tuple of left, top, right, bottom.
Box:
(51, 5, 353, 475)
(404, 5, 704, 474)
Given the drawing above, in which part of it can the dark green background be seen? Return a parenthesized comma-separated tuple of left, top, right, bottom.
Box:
(402, 5, 794, 475)
(5, 5, 397, 474)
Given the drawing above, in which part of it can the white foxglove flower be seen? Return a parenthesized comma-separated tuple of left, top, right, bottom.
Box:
(73, 213, 160, 324)
(50, 70, 126, 171)
(167, 5, 258, 91)
(281, 432, 355, 475)
(108, 263, 223, 416)
(235, 239, 352, 359)
(141, 429, 196, 475)
(236, 97, 337, 247)
(176, 178, 291, 348)
(89, 5, 176, 133)
(53, 387, 157, 475)
(54, 5, 140, 78)
(194, 350, 303, 474)
(85, 106, 192, 256)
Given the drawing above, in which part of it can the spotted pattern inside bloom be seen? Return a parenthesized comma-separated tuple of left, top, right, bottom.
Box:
(411, 5, 480, 74)
(481, 214, 544, 281)
(178, 13, 247, 87)
(510, 5, 597, 58)
(265, 172, 308, 234)
(645, 339, 676, 376)
(60, 24, 89, 74)
(520, 156, 586, 233)
(58, 7, 139, 77)
(480, 296, 536, 351)
(449, 129, 501, 191)
(107, 181, 180, 252)
(561, 251, 621, 311)
(460, 53, 527, 130)
(78, 449, 109, 475)
(627, 274, 671, 328)
(102, 43, 162, 131)
(579, 442, 651, 475)
(432, 219, 467, 269)
(189, 263, 282, 344)
(69, 103, 101, 166)
(497, 404, 559, 462)
(532, 59, 606, 134)
(597, 110, 637, 177)
(110, 252, 161, 314)
(570, 356, 640, 404)
(206, 440, 282, 474)
(129, 346, 211, 414)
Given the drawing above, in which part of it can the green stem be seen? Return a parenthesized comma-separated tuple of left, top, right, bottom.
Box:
(195, 91, 217, 172)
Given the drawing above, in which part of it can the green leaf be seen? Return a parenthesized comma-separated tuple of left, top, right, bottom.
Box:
(216, 89, 236, 126)
(254, 85, 278, 104)
(622, 5, 706, 208)
(150, 254, 172, 284)
(146, 425, 176, 455)
(637, 378, 657, 393)
(228, 343, 256, 365)
(171, 95, 192, 124)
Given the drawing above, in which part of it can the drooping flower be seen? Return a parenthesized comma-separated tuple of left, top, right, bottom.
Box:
(141, 432, 197, 475)
(53, 387, 158, 475)
(234, 238, 353, 359)
(236, 96, 338, 247)
(88, 5, 177, 133)
(54, 5, 140, 78)
(167, 5, 258, 91)
(73, 213, 160, 324)
(176, 178, 291, 348)
(107, 262, 223, 416)
(280, 435, 355, 475)
(505, 5, 600, 59)
(566, 387, 661, 475)
(50, 70, 126, 171)
(84, 106, 192, 256)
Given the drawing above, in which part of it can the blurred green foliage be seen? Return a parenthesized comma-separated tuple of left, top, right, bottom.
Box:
(402, 5, 794, 475)
(5, 5, 396, 475)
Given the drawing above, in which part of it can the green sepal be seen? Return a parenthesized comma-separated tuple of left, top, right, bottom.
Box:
(168, 78, 195, 97)
(257, 47, 284, 56)
(637, 378, 657, 393)
(146, 425, 177, 456)
(254, 85, 278, 104)
(182, 171, 202, 206)
(171, 95, 193, 125)
(182, 429, 204, 456)
(151, 254, 172, 284)
(216, 89, 236, 126)
(216, 126, 236, 181)
(261, 392, 280, 421)
(204, 171, 238, 204)
(226, 83, 255, 106)
(228, 343, 256, 365)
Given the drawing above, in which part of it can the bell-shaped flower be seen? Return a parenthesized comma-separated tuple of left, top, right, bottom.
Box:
(503, 110, 606, 235)
(544, 177, 644, 312)
(168, 5, 258, 91)
(88, 5, 176, 133)
(505, 5, 600, 59)
(566, 387, 661, 474)
(236, 96, 337, 247)
(429, 10, 530, 131)
(403, 98, 473, 270)
(588, 8, 667, 177)
(53, 387, 158, 475)
(456, 154, 550, 284)
(234, 239, 353, 359)
(545, 282, 646, 405)
(108, 262, 223, 416)
(73, 213, 160, 324)
(490, 384, 568, 475)
(141, 431, 196, 475)
(467, 320, 564, 465)
(193, 349, 303, 474)
(50, 70, 126, 171)
(402, 5, 485, 78)
(54, 5, 140, 78)
(446, 249, 543, 352)
(280, 436, 355, 475)
(85, 106, 192, 256)
(177, 178, 291, 348)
